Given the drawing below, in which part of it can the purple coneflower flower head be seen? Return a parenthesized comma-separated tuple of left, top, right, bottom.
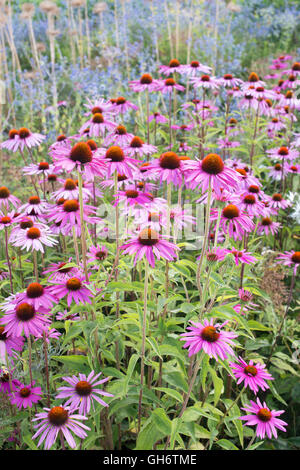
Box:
(56, 371, 114, 415)
(10, 223, 57, 253)
(43, 258, 81, 282)
(19, 196, 50, 218)
(9, 381, 42, 409)
(239, 398, 287, 440)
(129, 73, 160, 92)
(83, 97, 114, 116)
(159, 58, 184, 75)
(51, 141, 107, 182)
(120, 228, 179, 268)
(32, 406, 90, 449)
(229, 357, 273, 394)
(50, 276, 94, 307)
(267, 145, 299, 161)
(104, 124, 134, 147)
(270, 193, 291, 210)
(227, 248, 257, 266)
(217, 137, 240, 149)
(146, 152, 185, 187)
(114, 188, 152, 209)
(0, 186, 20, 210)
(48, 199, 98, 233)
(268, 162, 289, 181)
(148, 112, 168, 124)
(22, 161, 55, 177)
(180, 318, 237, 360)
(5, 127, 45, 152)
(125, 136, 157, 157)
(203, 247, 228, 265)
(79, 113, 116, 137)
(0, 368, 21, 394)
(156, 78, 185, 93)
(51, 178, 92, 201)
(233, 191, 266, 217)
(257, 217, 281, 236)
(180, 60, 212, 76)
(56, 310, 81, 322)
(17, 282, 56, 310)
(97, 145, 139, 179)
(217, 73, 243, 88)
(213, 204, 255, 241)
(112, 96, 138, 114)
(87, 244, 108, 266)
(190, 74, 219, 91)
(0, 302, 51, 338)
(0, 211, 16, 230)
(276, 250, 300, 275)
(1, 129, 20, 151)
(0, 326, 24, 362)
(184, 154, 240, 195)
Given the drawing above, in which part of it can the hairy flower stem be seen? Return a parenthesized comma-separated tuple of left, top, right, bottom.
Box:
(196, 179, 212, 297)
(27, 334, 33, 387)
(114, 171, 120, 370)
(138, 260, 149, 434)
(72, 226, 80, 265)
(4, 227, 13, 293)
(163, 182, 172, 318)
(266, 270, 296, 367)
(77, 170, 89, 281)
(249, 107, 259, 168)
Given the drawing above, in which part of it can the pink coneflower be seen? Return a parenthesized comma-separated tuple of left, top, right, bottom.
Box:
(212, 204, 255, 241)
(267, 146, 299, 161)
(87, 244, 108, 266)
(0, 186, 20, 210)
(217, 74, 243, 88)
(22, 161, 55, 177)
(239, 398, 287, 440)
(180, 318, 237, 360)
(234, 168, 260, 190)
(171, 123, 194, 132)
(144, 152, 185, 187)
(257, 217, 281, 236)
(19, 196, 50, 218)
(51, 178, 92, 201)
(217, 137, 240, 149)
(229, 357, 273, 394)
(159, 58, 184, 76)
(267, 162, 289, 181)
(202, 247, 228, 264)
(234, 192, 265, 217)
(112, 96, 138, 114)
(181, 60, 212, 76)
(129, 73, 160, 92)
(1, 129, 20, 151)
(120, 228, 179, 268)
(190, 74, 219, 91)
(97, 145, 139, 179)
(238, 92, 258, 111)
(43, 258, 81, 282)
(242, 72, 266, 89)
(288, 163, 300, 175)
(125, 136, 157, 157)
(32, 406, 90, 449)
(270, 193, 291, 210)
(83, 97, 114, 116)
(10, 223, 57, 253)
(279, 90, 300, 110)
(267, 117, 286, 133)
(9, 381, 42, 409)
(114, 188, 152, 209)
(156, 78, 185, 94)
(0, 369, 21, 394)
(184, 153, 240, 195)
(282, 74, 300, 89)
(51, 141, 107, 182)
(48, 199, 98, 235)
(148, 112, 168, 124)
(5, 127, 45, 152)
(0, 326, 24, 362)
(56, 310, 81, 322)
(17, 282, 56, 310)
(0, 302, 51, 338)
(276, 250, 300, 275)
(56, 371, 113, 415)
(0, 212, 15, 230)
(227, 248, 257, 266)
(104, 124, 134, 147)
(50, 276, 94, 307)
(34, 327, 61, 344)
(79, 113, 116, 137)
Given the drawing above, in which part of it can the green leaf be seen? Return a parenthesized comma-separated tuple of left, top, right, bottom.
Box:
(151, 408, 172, 435)
(154, 387, 183, 402)
(51, 355, 89, 372)
(216, 439, 239, 450)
